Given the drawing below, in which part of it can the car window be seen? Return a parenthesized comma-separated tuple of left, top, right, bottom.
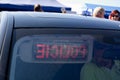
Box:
(9, 29, 120, 80)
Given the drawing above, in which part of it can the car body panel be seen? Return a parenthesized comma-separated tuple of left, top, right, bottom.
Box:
(2, 12, 120, 30)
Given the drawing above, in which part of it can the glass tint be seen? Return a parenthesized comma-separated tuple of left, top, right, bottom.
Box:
(9, 31, 120, 80)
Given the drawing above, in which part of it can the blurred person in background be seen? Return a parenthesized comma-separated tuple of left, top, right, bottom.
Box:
(61, 7, 66, 13)
(92, 7, 105, 18)
(34, 4, 43, 12)
(109, 10, 120, 21)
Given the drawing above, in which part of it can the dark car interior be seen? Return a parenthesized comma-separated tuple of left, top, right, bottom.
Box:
(8, 29, 120, 80)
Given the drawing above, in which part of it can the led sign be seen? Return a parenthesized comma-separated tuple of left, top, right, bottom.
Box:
(31, 35, 93, 63)
(15, 35, 93, 63)
(35, 43, 88, 59)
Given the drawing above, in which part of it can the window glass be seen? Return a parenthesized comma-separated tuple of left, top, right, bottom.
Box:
(9, 33, 120, 80)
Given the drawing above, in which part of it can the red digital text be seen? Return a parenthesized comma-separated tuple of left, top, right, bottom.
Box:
(35, 44, 88, 59)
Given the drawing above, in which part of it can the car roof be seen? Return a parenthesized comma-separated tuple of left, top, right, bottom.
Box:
(1, 11, 120, 30)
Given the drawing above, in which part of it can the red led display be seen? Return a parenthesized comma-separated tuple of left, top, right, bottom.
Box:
(35, 44, 88, 59)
